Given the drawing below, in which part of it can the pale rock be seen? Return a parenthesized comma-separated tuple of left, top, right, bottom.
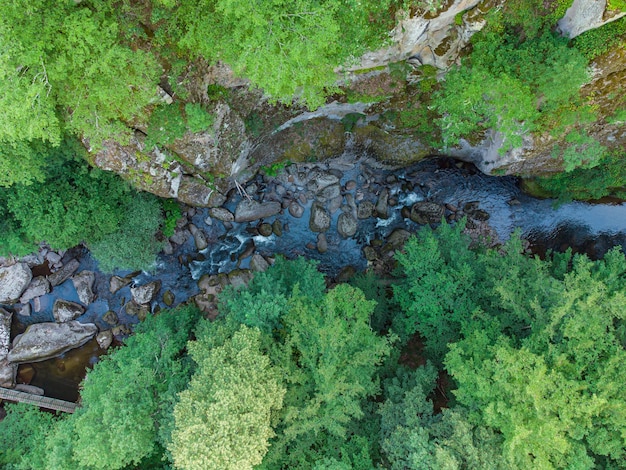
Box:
(0, 263, 32, 304)
(131, 281, 161, 305)
(14, 384, 45, 395)
(234, 199, 282, 223)
(110, 275, 131, 294)
(250, 254, 269, 272)
(309, 202, 331, 232)
(189, 224, 209, 250)
(48, 259, 80, 287)
(20, 276, 51, 304)
(53, 300, 85, 323)
(72, 271, 96, 305)
(96, 331, 113, 350)
(7, 322, 98, 364)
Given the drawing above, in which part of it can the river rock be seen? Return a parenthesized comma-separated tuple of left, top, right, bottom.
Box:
(131, 281, 161, 305)
(96, 330, 113, 350)
(306, 170, 340, 192)
(19, 276, 50, 304)
(357, 201, 375, 219)
(375, 188, 389, 219)
(234, 199, 282, 223)
(110, 275, 131, 294)
(72, 271, 96, 305)
(0, 309, 12, 356)
(0, 358, 17, 388)
(410, 202, 445, 225)
(102, 310, 119, 326)
(289, 201, 305, 218)
(318, 183, 341, 200)
(163, 290, 175, 306)
(209, 207, 235, 222)
(16, 303, 31, 317)
(258, 223, 273, 237)
(48, 259, 80, 287)
(382, 228, 412, 256)
(310, 202, 331, 232)
(125, 300, 150, 319)
(0, 263, 32, 304)
(337, 213, 358, 238)
(272, 219, 283, 237)
(170, 227, 191, 246)
(250, 254, 270, 272)
(317, 233, 328, 254)
(328, 195, 343, 215)
(7, 321, 98, 364)
(53, 300, 85, 323)
(189, 224, 209, 250)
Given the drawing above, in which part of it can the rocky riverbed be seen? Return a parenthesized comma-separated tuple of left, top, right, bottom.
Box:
(2, 152, 626, 400)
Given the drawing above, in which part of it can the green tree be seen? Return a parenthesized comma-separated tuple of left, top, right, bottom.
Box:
(169, 325, 285, 470)
(70, 305, 201, 469)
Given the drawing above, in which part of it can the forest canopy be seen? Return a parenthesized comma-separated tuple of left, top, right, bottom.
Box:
(2, 224, 625, 469)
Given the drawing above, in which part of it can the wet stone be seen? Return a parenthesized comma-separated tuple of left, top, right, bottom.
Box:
(163, 290, 175, 307)
(375, 188, 389, 219)
(272, 219, 283, 237)
(53, 300, 85, 323)
(258, 223, 273, 237)
(317, 233, 328, 254)
(363, 246, 378, 261)
(410, 202, 445, 225)
(48, 259, 80, 287)
(20, 276, 50, 304)
(250, 254, 270, 272)
(357, 201, 375, 219)
(96, 331, 113, 350)
(337, 213, 358, 238)
(110, 275, 131, 294)
(288, 201, 305, 218)
(131, 281, 161, 305)
(345, 180, 357, 191)
(189, 224, 209, 251)
(102, 310, 119, 326)
(310, 203, 331, 233)
(72, 271, 96, 306)
(0, 263, 32, 304)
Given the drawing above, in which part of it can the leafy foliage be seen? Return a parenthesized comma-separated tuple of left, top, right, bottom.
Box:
(169, 325, 285, 470)
(553, 129, 607, 172)
(70, 305, 201, 469)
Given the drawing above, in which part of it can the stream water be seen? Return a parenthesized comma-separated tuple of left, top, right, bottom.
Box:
(12, 154, 626, 401)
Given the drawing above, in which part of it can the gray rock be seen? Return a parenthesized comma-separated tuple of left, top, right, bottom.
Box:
(382, 228, 412, 256)
(209, 207, 235, 222)
(0, 359, 17, 388)
(306, 170, 340, 192)
(7, 321, 98, 364)
(189, 224, 209, 250)
(45, 251, 62, 266)
(357, 201, 375, 219)
(234, 199, 282, 223)
(162, 239, 174, 255)
(317, 233, 328, 254)
(337, 213, 358, 238)
(557, 0, 626, 38)
(410, 202, 445, 225)
(96, 330, 113, 350)
(328, 196, 343, 215)
(170, 228, 191, 246)
(228, 270, 253, 288)
(48, 259, 80, 287)
(318, 183, 341, 200)
(110, 275, 131, 294)
(20, 276, 51, 304)
(72, 271, 96, 305)
(288, 201, 305, 218)
(345, 180, 357, 191)
(131, 281, 161, 305)
(250, 254, 270, 272)
(0, 263, 32, 304)
(16, 303, 31, 317)
(125, 300, 150, 319)
(53, 300, 85, 323)
(0, 308, 12, 357)
(309, 202, 331, 232)
(375, 188, 389, 219)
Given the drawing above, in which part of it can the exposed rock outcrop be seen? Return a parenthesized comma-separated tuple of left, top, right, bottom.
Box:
(0, 308, 15, 387)
(558, 0, 626, 38)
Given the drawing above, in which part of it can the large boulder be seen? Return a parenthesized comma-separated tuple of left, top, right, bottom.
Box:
(20, 276, 51, 304)
(53, 300, 85, 323)
(337, 213, 358, 238)
(7, 322, 98, 364)
(234, 199, 282, 223)
(48, 259, 80, 287)
(0, 263, 32, 304)
(72, 271, 96, 305)
(309, 202, 331, 233)
(131, 281, 161, 305)
(409, 202, 445, 225)
(558, 0, 626, 39)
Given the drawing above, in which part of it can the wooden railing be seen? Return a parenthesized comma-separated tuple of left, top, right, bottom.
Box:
(0, 387, 77, 413)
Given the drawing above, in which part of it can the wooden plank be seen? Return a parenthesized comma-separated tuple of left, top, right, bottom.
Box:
(0, 387, 77, 413)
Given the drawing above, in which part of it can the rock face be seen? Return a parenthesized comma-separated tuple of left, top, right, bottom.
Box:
(72, 271, 96, 305)
(19, 276, 50, 304)
(234, 199, 282, 222)
(7, 322, 98, 364)
(0, 263, 32, 304)
(131, 281, 161, 305)
(53, 300, 85, 323)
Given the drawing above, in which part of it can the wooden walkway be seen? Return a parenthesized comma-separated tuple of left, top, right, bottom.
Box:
(0, 387, 77, 413)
